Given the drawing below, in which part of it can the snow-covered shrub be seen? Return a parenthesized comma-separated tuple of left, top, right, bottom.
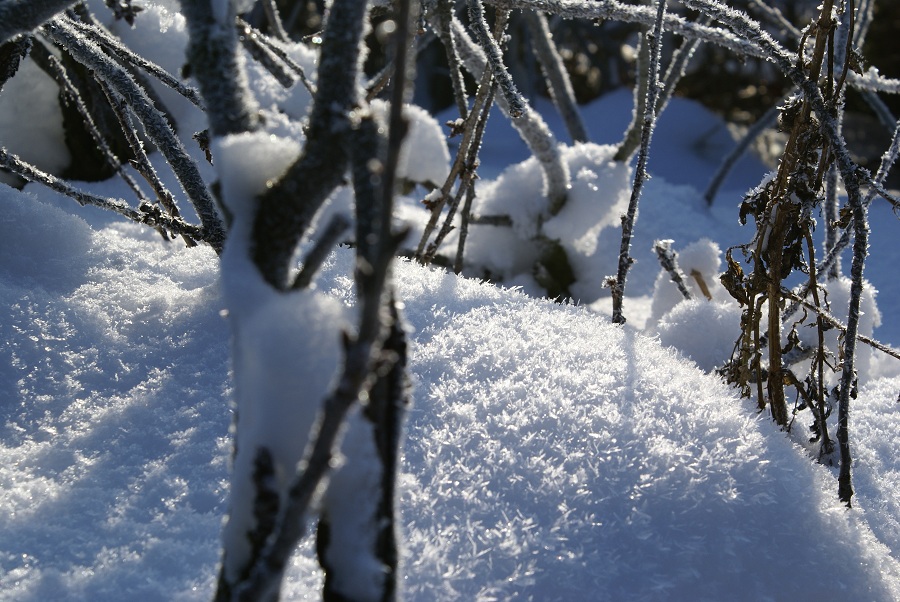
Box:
(464, 143, 631, 301)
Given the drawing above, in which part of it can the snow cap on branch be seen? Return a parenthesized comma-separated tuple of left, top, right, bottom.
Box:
(211, 131, 302, 224)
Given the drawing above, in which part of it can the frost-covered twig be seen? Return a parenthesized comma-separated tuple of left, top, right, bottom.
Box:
(781, 287, 900, 362)
(618, 9, 703, 161)
(848, 70, 900, 96)
(451, 16, 569, 213)
(467, 0, 525, 118)
(747, 0, 800, 39)
(421, 61, 495, 264)
(0, 0, 78, 45)
(261, 0, 289, 42)
(434, 0, 469, 119)
(487, 0, 766, 59)
(653, 240, 692, 300)
(101, 83, 191, 238)
(29, 38, 149, 206)
(703, 98, 782, 205)
(319, 10, 418, 589)
(0, 147, 204, 241)
(824, 163, 840, 280)
(416, 24, 499, 258)
(854, 0, 876, 48)
(238, 17, 295, 89)
(424, 102, 490, 264)
(41, 16, 227, 252)
(524, 11, 588, 143)
(656, 19, 707, 118)
(611, 0, 667, 325)
(615, 2, 650, 163)
(0, 35, 30, 93)
(238, 18, 315, 95)
(292, 214, 351, 290)
(455, 185, 477, 273)
(66, 16, 204, 109)
(861, 89, 896, 133)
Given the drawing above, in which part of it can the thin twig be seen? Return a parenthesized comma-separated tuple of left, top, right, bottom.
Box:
(611, 0, 668, 325)
(0, 147, 205, 241)
(43, 15, 227, 252)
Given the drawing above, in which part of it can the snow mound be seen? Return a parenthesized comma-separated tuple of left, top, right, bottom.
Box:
(3, 164, 900, 600)
(384, 259, 900, 600)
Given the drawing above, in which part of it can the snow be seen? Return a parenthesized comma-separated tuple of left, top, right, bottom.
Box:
(0, 58, 69, 187)
(3, 188, 900, 599)
(3, 2, 900, 600)
(369, 100, 452, 189)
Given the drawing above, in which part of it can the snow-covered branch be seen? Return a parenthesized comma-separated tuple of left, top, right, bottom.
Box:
(67, 16, 205, 109)
(486, 0, 765, 58)
(450, 16, 569, 213)
(180, 0, 259, 136)
(524, 11, 588, 144)
(42, 15, 227, 252)
(467, 0, 526, 118)
(249, 0, 368, 289)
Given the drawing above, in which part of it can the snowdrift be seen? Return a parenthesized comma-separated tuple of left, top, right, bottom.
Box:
(2, 186, 900, 600)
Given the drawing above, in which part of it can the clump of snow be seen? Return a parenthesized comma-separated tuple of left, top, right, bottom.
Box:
(369, 100, 451, 189)
(320, 412, 387, 601)
(657, 299, 743, 372)
(211, 131, 302, 222)
(543, 145, 632, 302)
(648, 237, 731, 329)
(0, 58, 69, 185)
(220, 273, 345, 582)
(464, 143, 630, 301)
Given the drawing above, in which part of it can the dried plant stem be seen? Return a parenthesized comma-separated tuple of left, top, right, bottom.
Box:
(423, 79, 494, 264)
(416, 30, 499, 259)
(261, 0, 288, 42)
(455, 185, 477, 274)
(803, 231, 834, 456)
(435, 0, 469, 120)
(238, 17, 294, 89)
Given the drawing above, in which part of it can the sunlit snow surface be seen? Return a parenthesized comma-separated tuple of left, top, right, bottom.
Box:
(2, 186, 900, 600)
(3, 2, 900, 598)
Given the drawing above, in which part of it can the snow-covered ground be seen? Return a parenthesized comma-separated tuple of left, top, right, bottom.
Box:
(2, 3, 900, 600)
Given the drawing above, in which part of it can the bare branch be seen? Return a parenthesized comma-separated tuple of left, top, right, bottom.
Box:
(612, 0, 668, 325)
(42, 16, 227, 252)
(524, 11, 588, 144)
